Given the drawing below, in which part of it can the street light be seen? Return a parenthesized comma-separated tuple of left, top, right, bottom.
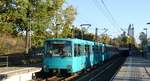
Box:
(80, 24, 91, 39)
(145, 24, 148, 46)
(144, 28, 147, 39)
(146, 22, 150, 46)
(144, 23, 150, 58)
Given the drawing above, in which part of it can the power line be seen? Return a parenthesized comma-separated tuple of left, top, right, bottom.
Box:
(78, 15, 90, 24)
(91, 0, 121, 33)
(101, 0, 120, 29)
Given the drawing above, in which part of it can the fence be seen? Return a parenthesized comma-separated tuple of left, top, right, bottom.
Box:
(0, 56, 8, 67)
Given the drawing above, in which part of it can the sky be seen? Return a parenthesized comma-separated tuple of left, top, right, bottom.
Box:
(65, 0, 150, 43)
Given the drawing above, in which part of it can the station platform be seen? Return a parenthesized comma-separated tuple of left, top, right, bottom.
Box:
(0, 67, 41, 81)
(113, 55, 150, 81)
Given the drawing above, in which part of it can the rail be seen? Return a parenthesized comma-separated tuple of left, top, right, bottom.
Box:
(75, 57, 126, 81)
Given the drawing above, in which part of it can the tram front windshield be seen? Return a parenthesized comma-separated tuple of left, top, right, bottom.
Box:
(46, 40, 72, 56)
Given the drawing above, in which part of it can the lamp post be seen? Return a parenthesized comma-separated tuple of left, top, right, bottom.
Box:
(144, 22, 149, 58)
(144, 28, 147, 45)
(55, 24, 60, 38)
(108, 35, 112, 44)
(146, 22, 150, 43)
(80, 24, 91, 39)
(72, 25, 75, 38)
(145, 23, 149, 46)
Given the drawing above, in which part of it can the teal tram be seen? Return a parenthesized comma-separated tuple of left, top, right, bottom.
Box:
(42, 38, 119, 74)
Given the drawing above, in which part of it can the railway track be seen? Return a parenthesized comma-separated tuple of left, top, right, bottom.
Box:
(74, 56, 126, 81)
(33, 72, 79, 81)
(47, 76, 65, 81)
(33, 56, 126, 81)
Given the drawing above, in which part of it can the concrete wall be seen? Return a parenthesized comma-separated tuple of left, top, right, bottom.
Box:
(2, 70, 40, 81)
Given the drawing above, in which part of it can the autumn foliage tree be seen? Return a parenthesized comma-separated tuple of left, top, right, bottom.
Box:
(0, 0, 76, 54)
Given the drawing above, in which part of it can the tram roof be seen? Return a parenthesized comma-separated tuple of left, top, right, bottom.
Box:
(46, 38, 95, 45)
(46, 38, 108, 45)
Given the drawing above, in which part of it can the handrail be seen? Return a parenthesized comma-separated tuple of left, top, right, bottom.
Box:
(0, 56, 8, 67)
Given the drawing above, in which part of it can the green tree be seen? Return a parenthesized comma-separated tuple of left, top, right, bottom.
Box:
(50, 5, 76, 38)
(61, 6, 77, 38)
(0, 0, 76, 47)
(139, 32, 147, 48)
(100, 34, 111, 44)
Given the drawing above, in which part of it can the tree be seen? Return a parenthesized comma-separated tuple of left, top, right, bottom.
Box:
(0, 0, 76, 47)
(100, 34, 111, 44)
(121, 36, 128, 45)
(49, 5, 76, 38)
(0, 0, 77, 55)
(111, 38, 120, 47)
(61, 5, 77, 38)
(139, 32, 147, 48)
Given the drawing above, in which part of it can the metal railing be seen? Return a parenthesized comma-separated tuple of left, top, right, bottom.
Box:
(0, 56, 8, 67)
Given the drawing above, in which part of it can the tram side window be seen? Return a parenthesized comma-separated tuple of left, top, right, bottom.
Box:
(102, 46, 105, 53)
(74, 44, 82, 56)
(91, 45, 93, 54)
(74, 44, 78, 56)
(90, 45, 93, 54)
(92, 45, 95, 54)
(95, 45, 98, 54)
(148, 46, 150, 52)
(99, 46, 102, 54)
(85, 45, 90, 54)
(92, 45, 94, 52)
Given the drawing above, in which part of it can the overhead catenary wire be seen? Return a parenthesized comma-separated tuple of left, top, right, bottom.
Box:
(66, 0, 121, 35)
(91, 0, 121, 33)
(65, 0, 104, 32)
(64, 2, 90, 28)
(101, 0, 119, 27)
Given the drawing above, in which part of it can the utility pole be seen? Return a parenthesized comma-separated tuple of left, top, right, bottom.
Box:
(56, 25, 58, 38)
(25, 24, 29, 54)
(143, 27, 148, 58)
(144, 28, 147, 46)
(25, 8, 34, 54)
(72, 25, 75, 38)
(81, 28, 84, 39)
(101, 28, 108, 35)
(29, 18, 32, 50)
(95, 28, 98, 43)
(55, 24, 60, 38)
(146, 22, 150, 46)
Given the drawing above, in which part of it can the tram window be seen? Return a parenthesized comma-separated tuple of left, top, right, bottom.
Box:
(45, 40, 72, 56)
(85, 45, 90, 54)
(78, 45, 81, 55)
(102, 46, 105, 53)
(148, 46, 150, 52)
(96, 45, 99, 54)
(80, 45, 85, 55)
(99, 46, 102, 53)
(95, 45, 99, 54)
(74, 44, 78, 56)
(90, 45, 94, 54)
(74, 44, 83, 56)
(89, 45, 92, 54)
(92, 45, 95, 52)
